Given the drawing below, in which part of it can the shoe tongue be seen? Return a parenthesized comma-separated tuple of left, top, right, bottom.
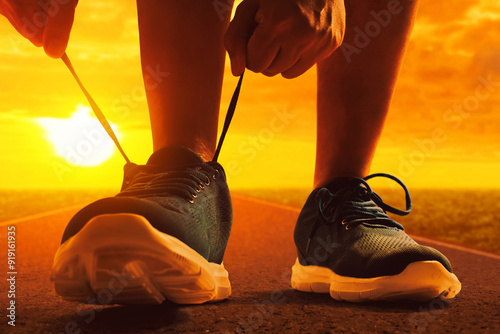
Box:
(147, 146, 204, 167)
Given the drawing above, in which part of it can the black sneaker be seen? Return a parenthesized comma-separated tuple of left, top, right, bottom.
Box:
(292, 173, 461, 302)
(50, 147, 233, 304)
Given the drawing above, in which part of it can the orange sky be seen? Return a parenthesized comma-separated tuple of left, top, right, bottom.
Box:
(0, 0, 499, 189)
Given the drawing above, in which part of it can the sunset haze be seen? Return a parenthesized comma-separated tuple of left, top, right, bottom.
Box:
(0, 0, 499, 190)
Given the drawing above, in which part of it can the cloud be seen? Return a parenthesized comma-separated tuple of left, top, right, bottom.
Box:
(416, 0, 478, 24)
(465, 0, 500, 22)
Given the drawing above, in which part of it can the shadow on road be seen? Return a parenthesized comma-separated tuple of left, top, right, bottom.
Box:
(233, 289, 454, 313)
(52, 302, 191, 333)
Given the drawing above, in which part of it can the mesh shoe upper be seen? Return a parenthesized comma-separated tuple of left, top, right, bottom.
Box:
(60, 147, 232, 264)
(294, 174, 453, 278)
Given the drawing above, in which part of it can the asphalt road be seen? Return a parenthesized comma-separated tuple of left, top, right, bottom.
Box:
(1, 195, 499, 333)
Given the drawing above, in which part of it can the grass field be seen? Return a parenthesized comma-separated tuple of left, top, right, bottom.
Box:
(1, 188, 498, 253)
(0, 189, 116, 222)
(233, 187, 500, 254)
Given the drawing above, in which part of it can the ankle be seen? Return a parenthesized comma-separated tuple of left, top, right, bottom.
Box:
(153, 141, 215, 162)
(314, 170, 369, 189)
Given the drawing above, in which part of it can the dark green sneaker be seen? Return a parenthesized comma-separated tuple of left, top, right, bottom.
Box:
(52, 58, 244, 306)
(292, 173, 461, 302)
(51, 147, 232, 305)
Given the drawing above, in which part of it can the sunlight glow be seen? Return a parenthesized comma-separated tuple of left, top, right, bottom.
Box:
(36, 105, 119, 167)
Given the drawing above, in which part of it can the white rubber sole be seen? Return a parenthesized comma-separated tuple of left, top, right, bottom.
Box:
(50, 214, 231, 305)
(291, 258, 461, 302)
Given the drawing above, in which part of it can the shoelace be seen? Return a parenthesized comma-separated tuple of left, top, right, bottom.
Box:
(61, 53, 243, 202)
(306, 173, 412, 253)
(61, 53, 244, 164)
(117, 162, 219, 203)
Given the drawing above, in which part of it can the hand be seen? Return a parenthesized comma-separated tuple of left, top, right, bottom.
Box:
(224, 0, 345, 78)
(0, 0, 78, 58)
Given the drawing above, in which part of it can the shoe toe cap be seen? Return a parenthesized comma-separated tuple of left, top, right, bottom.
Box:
(364, 244, 453, 277)
(61, 197, 207, 254)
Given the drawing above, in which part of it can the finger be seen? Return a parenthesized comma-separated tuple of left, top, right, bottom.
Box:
(281, 56, 316, 79)
(42, 0, 78, 58)
(262, 47, 301, 77)
(5, 4, 47, 47)
(224, 0, 259, 76)
(316, 39, 340, 63)
(279, 41, 336, 78)
(246, 26, 280, 73)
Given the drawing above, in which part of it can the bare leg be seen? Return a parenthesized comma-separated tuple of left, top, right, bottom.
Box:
(137, 0, 234, 161)
(315, 0, 419, 187)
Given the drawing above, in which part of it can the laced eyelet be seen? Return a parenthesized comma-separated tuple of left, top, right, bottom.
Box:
(356, 187, 368, 197)
(212, 169, 220, 180)
(204, 177, 211, 186)
(192, 193, 198, 199)
(188, 198, 194, 204)
(341, 219, 348, 225)
(345, 225, 352, 231)
(198, 183, 205, 190)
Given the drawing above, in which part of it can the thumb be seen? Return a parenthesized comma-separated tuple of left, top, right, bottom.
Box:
(42, 0, 78, 59)
(224, 0, 258, 76)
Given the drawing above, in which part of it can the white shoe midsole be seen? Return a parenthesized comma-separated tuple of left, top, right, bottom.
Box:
(291, 258, 461, 302)
(50, 213, 231, 304)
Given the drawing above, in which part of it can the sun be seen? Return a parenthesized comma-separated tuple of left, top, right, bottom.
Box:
(36, 105, 120, 167)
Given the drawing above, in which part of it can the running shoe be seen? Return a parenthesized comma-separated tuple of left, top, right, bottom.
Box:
(51, 56, 244, 305)
(50, 147, 233, 304)
(291, 173, 462, 302)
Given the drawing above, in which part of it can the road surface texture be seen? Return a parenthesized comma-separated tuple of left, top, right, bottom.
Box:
(1, 195, 499, 333)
